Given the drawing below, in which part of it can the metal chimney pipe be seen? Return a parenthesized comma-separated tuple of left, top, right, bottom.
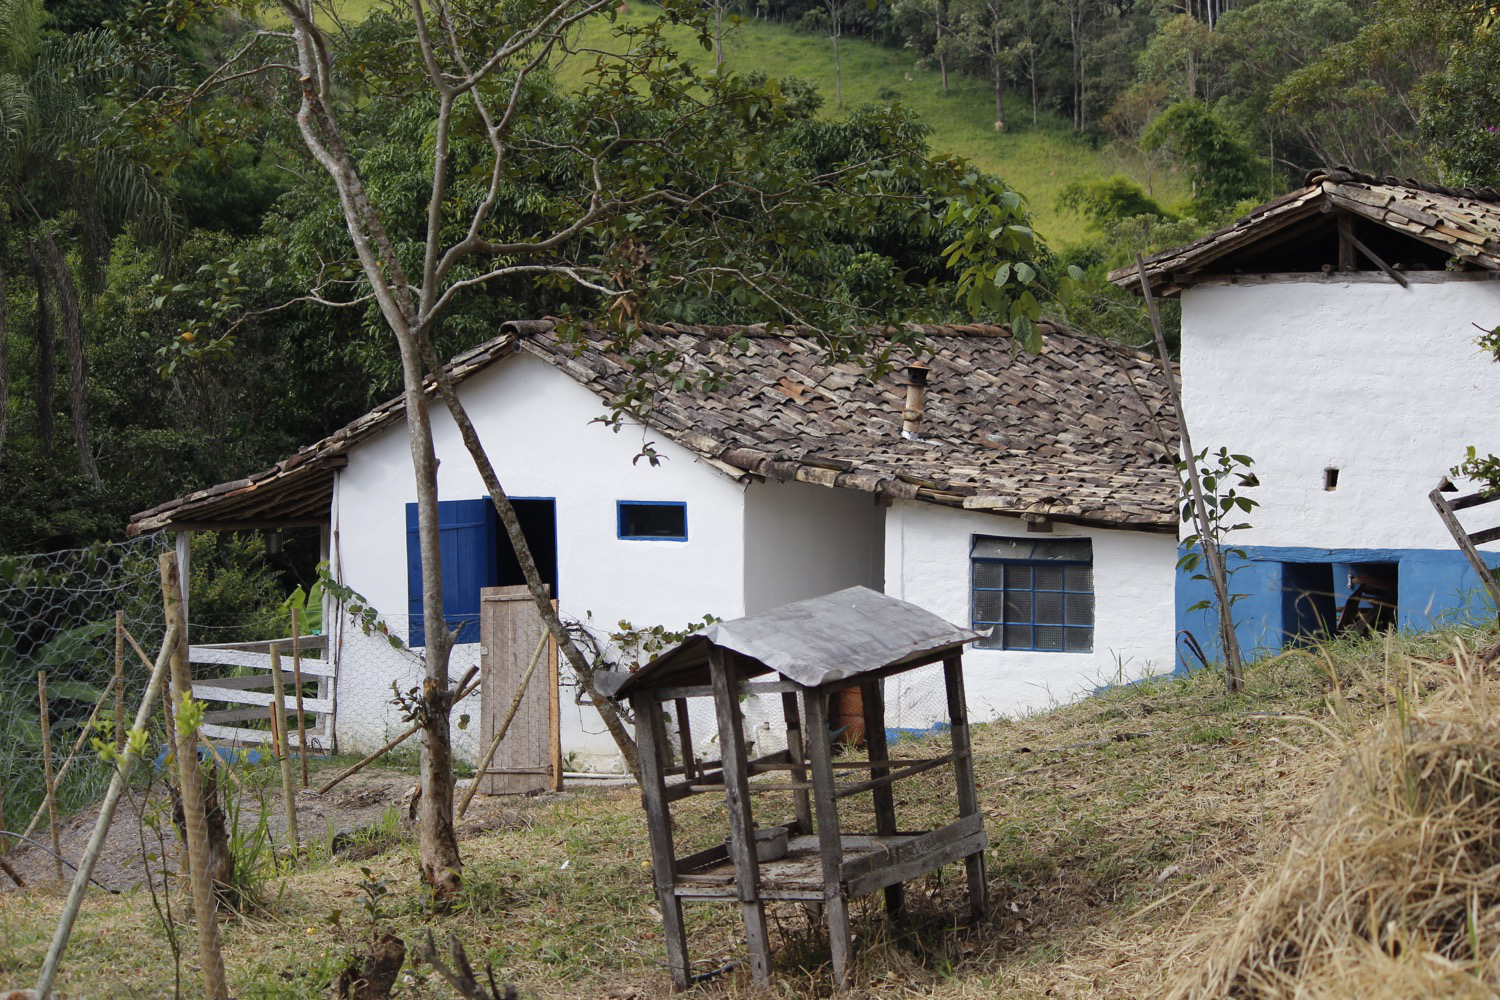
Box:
(901, 362, 930, 441)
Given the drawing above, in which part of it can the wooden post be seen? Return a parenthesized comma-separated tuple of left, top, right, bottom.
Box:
(943, 655, 987, 922)
(1337, 212, 1356, 272)
(675, 698, 696, 781)
(270, 645, 300, 851)
(803, 687, 852, 987)
(630, 693, 692, 990)
(549, 599, 562, 792)
(291, 610, 310, 787)
(37, 671, 62, 882)
(159, 552, 229, 1000)
(709, 648, 772, 984)
(114, 610, 125, 755)
(860, 679, 904, 919)
(780, 692, 813, 836)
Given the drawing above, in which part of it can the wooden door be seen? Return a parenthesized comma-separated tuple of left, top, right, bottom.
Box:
(478, 585, 560, 794)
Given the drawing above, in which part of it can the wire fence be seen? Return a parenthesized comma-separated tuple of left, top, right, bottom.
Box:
(0, 533, 173, 857)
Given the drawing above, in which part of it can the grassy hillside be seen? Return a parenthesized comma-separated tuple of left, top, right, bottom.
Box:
(291, 2, 1184, 247)
(5, 626, 1495, 997)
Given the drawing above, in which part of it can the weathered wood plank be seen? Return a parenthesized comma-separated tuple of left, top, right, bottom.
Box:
(781, 693, 813, 835)
(803, 688, 853, 988)
(860, 679, 904, 918)
(630, 693, 692, 991)
(845, 824, 989, 901)
(944, 654, 988, 922)
(832, 754, 958, 800)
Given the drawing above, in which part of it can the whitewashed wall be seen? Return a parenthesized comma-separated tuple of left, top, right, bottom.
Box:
(331, 352, 750, 770)
(882, 500, 1178, 725)
(1180, 278, 1500, 549)
(742, 478, 885, 614)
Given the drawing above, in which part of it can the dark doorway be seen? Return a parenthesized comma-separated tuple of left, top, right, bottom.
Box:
(496, 499, 559, 600)
(1282, 563, 1337, 646)
(1336, 562, 1398, 636)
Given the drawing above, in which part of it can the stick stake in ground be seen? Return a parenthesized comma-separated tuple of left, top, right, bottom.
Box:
(458, 633, 548, 818)
(271, 645, 300, 850)
(37, 671, 62, 882)
(1135, 255, 1246, 693)
(159, 552, 229, 1000)
(114, 610, 125, 755)
(20, 680, 113, 846)
(291, 609, 309, 788)
(33, 623, 178, 1000)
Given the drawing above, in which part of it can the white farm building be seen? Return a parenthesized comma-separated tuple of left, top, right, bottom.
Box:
(130, 318, 1182, 771)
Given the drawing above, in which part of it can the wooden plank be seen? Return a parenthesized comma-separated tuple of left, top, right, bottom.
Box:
(190, 673, 278, 691)
(781, 693, 813, 835)
(664, 749, 793, 802)
(192, 687, 332, 713)
(944, 654, 988, 922)
(675, 698, 696, 781)
(192, 635, 327, 654)
(630, 694, 692, 991)
(548, 599, 562, 793)
(1467, 525, 1500, 546)
(1345, 230, 1410, 288)
(1448, 491, 1500, 512)
(803, 688, 853, 988)
(709, 648, 772, 984)
(188, 647, 335, 677)
(845, 824, 989, 901)
(1337, 212, 1356, 272)
(832, 754, 958, 800)
(202, 706, 274, 725)
(860, 679, 904, 918)
(479, 585, 552, 795)
(840, 813, 985, 884)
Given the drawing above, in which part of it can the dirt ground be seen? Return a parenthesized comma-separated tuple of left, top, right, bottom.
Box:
(0, 766, 560, 894)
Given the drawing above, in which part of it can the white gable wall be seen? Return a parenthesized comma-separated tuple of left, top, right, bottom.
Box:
(743, 478, 885, 614)
(883, 500, 1178, 726)
(1181, 279, 1500, 549)
(332, 351, 749, 769)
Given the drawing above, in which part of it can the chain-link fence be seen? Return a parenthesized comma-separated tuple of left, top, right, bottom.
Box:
(0, 534, 173, 859)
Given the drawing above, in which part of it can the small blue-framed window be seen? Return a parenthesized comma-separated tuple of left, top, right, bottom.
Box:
(617, 501, 688, 541)
(971, 536, 1094, 652)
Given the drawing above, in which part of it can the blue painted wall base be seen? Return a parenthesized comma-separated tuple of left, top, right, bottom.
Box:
(1175, 545, 1500, 672)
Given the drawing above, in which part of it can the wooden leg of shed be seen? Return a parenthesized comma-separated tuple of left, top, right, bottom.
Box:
(631, 695, 693, 990)
(943, 655, 987, 922)
(804, 688, 853, 988)
(781, 692, 814, 836)
(709, 650, 773, 984)
(860, 679, 905, 920)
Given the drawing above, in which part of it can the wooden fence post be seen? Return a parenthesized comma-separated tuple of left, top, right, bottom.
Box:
(291, 609, 309, 788)
(37, 671, 63, 882)
(270, 645, 300, 851)
(114, 610, 125, 755)
(158, 552, 229, 1000)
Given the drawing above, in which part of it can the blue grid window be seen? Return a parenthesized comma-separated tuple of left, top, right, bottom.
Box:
(971, 536, 1094, 652)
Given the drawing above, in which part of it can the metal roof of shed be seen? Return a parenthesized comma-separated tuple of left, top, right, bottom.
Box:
(608, 586, 979, 699)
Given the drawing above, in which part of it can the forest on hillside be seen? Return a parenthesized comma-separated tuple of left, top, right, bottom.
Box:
(1, 0, 1497, 561)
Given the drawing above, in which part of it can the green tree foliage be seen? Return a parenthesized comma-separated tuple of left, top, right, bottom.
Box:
(1142, 100, 1271, 213)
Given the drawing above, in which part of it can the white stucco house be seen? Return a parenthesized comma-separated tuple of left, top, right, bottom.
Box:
(1113, 166, 1500, 661)
(130, 318, 1182, 770)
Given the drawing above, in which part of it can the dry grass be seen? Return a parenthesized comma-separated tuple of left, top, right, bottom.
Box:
(1, 626, 1494, 998)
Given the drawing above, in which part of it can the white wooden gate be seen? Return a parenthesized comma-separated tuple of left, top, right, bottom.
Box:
(191, 634, 334, 750)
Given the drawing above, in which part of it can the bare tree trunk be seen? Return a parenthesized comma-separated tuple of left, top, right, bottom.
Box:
(418, 340, 640, 778)
(934, 0, 948, 95)
(832, 10, 842, 108)
(43, 232, 100, 486)
(27, 238, 55, 454)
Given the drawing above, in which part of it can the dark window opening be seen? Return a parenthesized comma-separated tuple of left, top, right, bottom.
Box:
(497, 499, 558, 599)
(1282, 563, 1336, 646)
(1324, 467, 1340, 491)
(971, 536, 1093, 653)
(618, 501, 688, 541)
(1337, 562, 1398, 636)
(1280, 560, 1399, 649)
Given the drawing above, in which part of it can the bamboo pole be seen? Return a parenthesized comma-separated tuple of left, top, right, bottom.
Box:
(20, 681, 113, 845)
(38, 671, 62, 882)
(158, 552, 229, 1000)
(34, 623, 178, 999)
(291, 609, 309, 788)
(458, 633, 547, 818)
(548, 599, 562, 793)
(1135, 255, 1245, 693)
(114, 611, 125, 755)
(315, 667, 480, 796)
(270, 646, 300, 851)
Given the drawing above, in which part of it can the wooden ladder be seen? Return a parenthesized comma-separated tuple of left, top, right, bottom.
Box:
(1429, 482, 1500, 614)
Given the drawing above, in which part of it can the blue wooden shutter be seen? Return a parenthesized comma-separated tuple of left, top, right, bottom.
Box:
(406, 499, 499, 647)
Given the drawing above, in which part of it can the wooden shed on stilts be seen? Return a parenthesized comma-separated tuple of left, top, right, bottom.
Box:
(608, 586, 989, 989)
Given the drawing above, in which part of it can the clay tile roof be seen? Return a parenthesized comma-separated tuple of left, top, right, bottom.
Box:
(1109, 166, 1500, 294)
(128, 318, 1179, 536)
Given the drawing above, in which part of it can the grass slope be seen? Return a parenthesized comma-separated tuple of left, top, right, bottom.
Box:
(3, 626, 1490, 998)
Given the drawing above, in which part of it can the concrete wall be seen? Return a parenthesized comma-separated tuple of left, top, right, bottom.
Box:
(882, 500, 1178, 725)
(1177, 278, 1500, 658)
(331, 352, 749, 769)
(742, 478, 885, 614)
